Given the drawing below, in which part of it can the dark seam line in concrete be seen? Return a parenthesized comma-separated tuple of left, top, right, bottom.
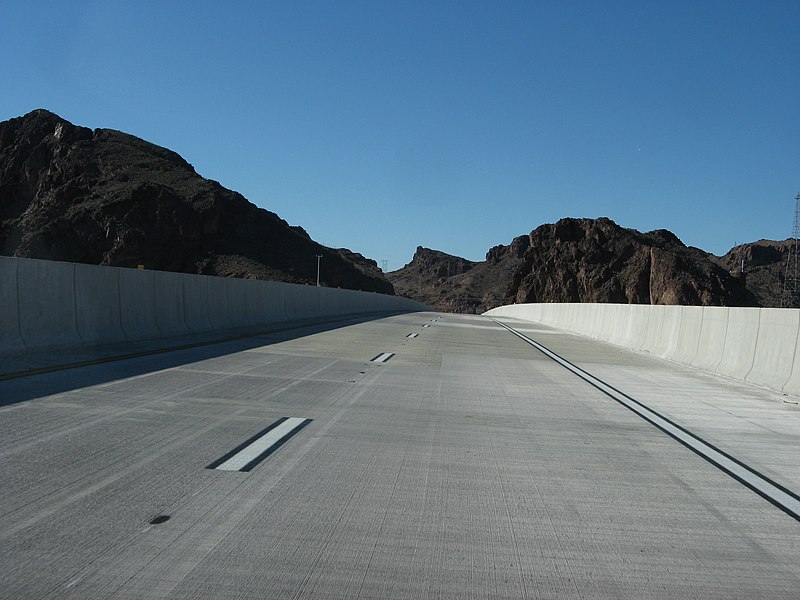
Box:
(13, 260, 23, 345)
(72, 265, 85, 344)
(206, 417, 290, 469)
(491, 318, 800, 522)
(0, 312, 407, 382)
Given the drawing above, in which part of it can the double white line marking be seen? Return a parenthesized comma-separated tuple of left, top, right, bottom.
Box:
(492, 318, 800, 522)
(208, 417, 312, 472)
(371, 352, 395, 363)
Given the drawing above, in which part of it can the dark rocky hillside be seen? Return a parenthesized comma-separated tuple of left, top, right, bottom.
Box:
(390, 217, 770, 312)
(507, 218, 756, 306)
(388, 241, 527, 313)
(713, 239, 791, 308)
(0, 109, 393, 293)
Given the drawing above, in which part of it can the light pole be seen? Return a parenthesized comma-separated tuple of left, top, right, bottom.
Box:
(315, 254, 322, 287)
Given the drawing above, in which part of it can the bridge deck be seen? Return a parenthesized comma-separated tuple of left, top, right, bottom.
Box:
(2, 312, 799, 598)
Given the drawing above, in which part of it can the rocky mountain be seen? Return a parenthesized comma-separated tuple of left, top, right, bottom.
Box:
(388, 241, 527, 313)
(0, 109, 393, 293)
(389, 217, 776, 313)
(713, 239, 791, 308)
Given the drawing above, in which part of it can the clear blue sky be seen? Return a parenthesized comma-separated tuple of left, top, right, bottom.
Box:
(2, 1, 798, 270)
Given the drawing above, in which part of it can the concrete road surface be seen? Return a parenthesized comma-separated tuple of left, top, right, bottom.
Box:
(1, 312, 799, 599)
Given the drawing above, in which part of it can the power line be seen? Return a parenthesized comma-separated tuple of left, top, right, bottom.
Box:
(780, 193, 800, 308)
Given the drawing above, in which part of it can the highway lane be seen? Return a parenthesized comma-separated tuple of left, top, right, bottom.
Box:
(491, 316, 800, 494)
(491, 317, 800, 520)
(1, 312, 799, 598)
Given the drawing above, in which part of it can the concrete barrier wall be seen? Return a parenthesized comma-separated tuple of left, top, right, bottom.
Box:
(0, 257, 24, 354)
(691, 307, 729, 373)
(1, 256, 426, 356)
(154, 270, 188, 338)
(118, 268, 161, 341)
(714, 308, 760, 385)
(746, 309, 799, 391)
(485, 302, 800, 397)
(75, 263, 125, 345)
(17, 257, 82, 350)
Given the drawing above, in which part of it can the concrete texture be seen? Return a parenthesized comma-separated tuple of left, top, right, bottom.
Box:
(183, 272, 214, 332)
(118, 267, 161, 341)
(16, 256, 82, 350)
(692, 306, 729, 373)
(1, 312, 799, 598)
(153, 270, 190, 337)
(75, 263, 125, 345)
(747, 308, 800, 390)
(0, 257, 23, 354)
(486, 303, 800, 396)
(674, 305, 703, 364)
(716, 307, 760, 384)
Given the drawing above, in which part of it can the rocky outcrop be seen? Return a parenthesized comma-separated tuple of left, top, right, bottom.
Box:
(0, 109, 393, 293)
(508, 218, 755, 306)
(335, 248, 386, 282)
(387, 245, 525, 313)
(713, 239, 791, 307)
(390, 217, 762, 312)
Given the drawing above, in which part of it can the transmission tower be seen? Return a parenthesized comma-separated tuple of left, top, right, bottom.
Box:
(781, 192, 800, 308)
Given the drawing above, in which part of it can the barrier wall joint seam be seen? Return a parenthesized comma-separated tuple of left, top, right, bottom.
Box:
(72, 264, 85, 344)
(181, 275, 190, 333)
(688, 308, 703, 366)
(785, 321, 800, 392)
(743, 312, 762, 382)
(152, 271, 163, 337)
(14, 259, 26, 350)
(712, 310, 730, 375)
(116, 269, 129, 339)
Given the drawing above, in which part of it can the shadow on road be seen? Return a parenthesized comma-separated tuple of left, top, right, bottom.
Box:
(0, 312, 415, 407)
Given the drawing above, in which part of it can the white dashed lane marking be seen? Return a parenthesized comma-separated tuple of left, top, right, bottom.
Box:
(370, 352, 395, 363)
(208, 417, 312, 472)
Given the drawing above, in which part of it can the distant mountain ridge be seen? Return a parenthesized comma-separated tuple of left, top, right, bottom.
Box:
(3, 110, 790, 309)
(389, 218, 789, 313)
(0, 109, 393, 293)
